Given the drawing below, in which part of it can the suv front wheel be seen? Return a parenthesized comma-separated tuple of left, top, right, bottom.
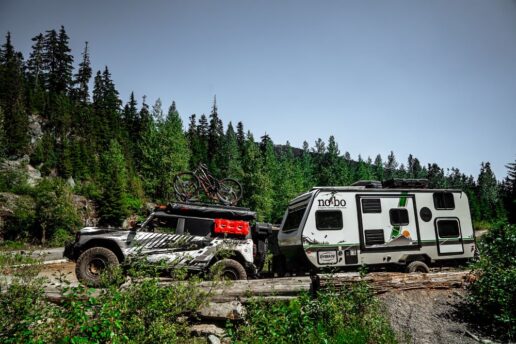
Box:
(76, 247, 120, 287)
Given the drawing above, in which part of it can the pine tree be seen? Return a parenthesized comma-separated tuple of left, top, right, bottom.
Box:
(236, 121, 245, 154)
(42, 29, 59, 93)
(241, 132, 273, 221)
(73, 42, 92, 104)
(0, 32, 28, 156)
(501, 160, 516, 223)
(272, 142, 304, 221)
(99, 139, 129, 226)
(55, 26, 73, 94)
(122, 92, 138, 137)
(207, 96, 224, 173)
(374, 154, 384, 181)
(384, 151, 398, 180)
(300, 141, 315, 189)
(152, 98, 164, 123)
(0, 106, 5, 158)
(26, 33, 46, 111)
(320, 135, 341, 185)
(477, 162, 501, 222)
(223, 122, 243, 178)
(139, 101, 190, 200)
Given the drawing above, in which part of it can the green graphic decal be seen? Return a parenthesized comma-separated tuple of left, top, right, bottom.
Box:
(390, 192, 408, 239)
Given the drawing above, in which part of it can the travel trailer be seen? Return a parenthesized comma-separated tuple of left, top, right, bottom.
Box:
(275, 179, 476, 273)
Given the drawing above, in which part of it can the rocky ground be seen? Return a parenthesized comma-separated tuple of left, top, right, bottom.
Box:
(380, 289, 484, 344)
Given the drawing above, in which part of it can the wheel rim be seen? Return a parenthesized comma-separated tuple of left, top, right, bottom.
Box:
(222, 268, 239, 280)
(88, 257, 107, 276)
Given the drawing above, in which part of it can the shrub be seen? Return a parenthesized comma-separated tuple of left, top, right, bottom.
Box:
(228, 282, 397, 344)
(3, 195, 37, 242)
(32, 178, 82, 244)
(468, 224, 516, 340)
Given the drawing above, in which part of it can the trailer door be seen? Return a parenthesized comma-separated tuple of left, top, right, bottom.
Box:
(434, 218, 464, 255)
(358, 194, 421, 251)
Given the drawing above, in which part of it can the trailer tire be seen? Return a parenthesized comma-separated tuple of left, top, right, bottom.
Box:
(76, 247, 120, 287)
(406, 260, 430, 273)
(211, 259, 247, 280)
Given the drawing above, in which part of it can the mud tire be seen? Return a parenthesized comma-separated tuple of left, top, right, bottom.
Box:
(406, 260, 430, 273)
(75, 247, 120, 287)
(210, 258, 247, 280)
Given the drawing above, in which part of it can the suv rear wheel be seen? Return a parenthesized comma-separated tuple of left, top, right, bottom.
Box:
(76, 247, 120, 287)
(210, 259, 247, 280)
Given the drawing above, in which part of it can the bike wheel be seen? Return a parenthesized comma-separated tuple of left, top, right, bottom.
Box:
(217, 178, 243, 206)
(173, 172, 200, 202)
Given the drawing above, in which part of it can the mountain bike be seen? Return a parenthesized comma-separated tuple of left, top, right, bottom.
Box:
(173, 163, 243, 206)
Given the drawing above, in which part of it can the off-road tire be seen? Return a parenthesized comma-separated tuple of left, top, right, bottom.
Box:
(76, 247, 120, 287)
(210, 258, 247, 280)
(406, 260, 430, 273)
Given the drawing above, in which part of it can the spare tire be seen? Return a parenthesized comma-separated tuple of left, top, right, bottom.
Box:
(75, 247, 120, 287)
(406, 260, 430, 273)
(210, 259, 247, 280)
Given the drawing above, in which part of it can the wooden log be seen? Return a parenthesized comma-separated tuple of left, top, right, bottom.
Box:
(315, 271, 470, 294)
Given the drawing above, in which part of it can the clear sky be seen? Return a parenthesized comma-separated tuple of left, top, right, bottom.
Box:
(1, 0, 515, 179)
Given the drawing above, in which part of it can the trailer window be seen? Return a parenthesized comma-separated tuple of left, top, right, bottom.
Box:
(316, 210, 343, 230)
(389, 208, 409, 226)
(433, 192, 455, 210)
(437, 219, 460, 238)
(362, 198, 382, 213)
(282, 206, 307, 231)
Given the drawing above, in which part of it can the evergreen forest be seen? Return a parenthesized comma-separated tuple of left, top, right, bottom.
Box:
(0, 27, 515, 245)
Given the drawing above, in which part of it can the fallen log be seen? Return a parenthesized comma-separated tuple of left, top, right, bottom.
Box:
(314, 271, 471, 294)
(42, 271, 472, 314)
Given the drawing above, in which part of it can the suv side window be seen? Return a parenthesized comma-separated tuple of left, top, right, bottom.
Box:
(152, 216, 179, 233)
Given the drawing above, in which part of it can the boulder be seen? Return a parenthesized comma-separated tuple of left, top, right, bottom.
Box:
(72, 195, 98, 227)
(28, 114, 44, 145)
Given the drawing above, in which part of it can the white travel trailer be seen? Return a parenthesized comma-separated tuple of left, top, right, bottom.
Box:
(276, 180, 476, 273)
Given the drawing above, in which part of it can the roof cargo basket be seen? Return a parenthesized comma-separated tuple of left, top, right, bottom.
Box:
(351, 180, 382, 189)
(382, 179, 429, 189)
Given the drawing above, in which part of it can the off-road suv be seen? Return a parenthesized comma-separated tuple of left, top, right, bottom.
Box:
(64, 202, 272, 286)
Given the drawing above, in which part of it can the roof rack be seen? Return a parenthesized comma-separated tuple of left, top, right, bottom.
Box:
(351, 180, 382, 189)
(382, 179, 429, 189)
(155, 202, 256, 221)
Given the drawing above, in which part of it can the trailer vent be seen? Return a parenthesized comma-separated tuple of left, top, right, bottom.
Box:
(364, 229, 385, 245)
(362, 198, 382, 213)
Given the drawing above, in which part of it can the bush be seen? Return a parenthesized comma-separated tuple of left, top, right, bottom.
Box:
(0, 169, 32, 194)
(32, 178, 82, 245)
(3, 195, 37, 242)
(228, 282, 397, 344)
(0, 253, 207, 343)
(468, 224, 516, 340)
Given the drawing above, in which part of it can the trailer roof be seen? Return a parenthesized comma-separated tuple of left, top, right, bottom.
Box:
(310, 186, 464, 193)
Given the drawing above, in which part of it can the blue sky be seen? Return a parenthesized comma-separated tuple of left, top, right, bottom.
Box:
(1, 0, 515, 179)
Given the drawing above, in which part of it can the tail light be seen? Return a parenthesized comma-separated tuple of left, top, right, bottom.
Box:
(214, 219, 250, 237)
